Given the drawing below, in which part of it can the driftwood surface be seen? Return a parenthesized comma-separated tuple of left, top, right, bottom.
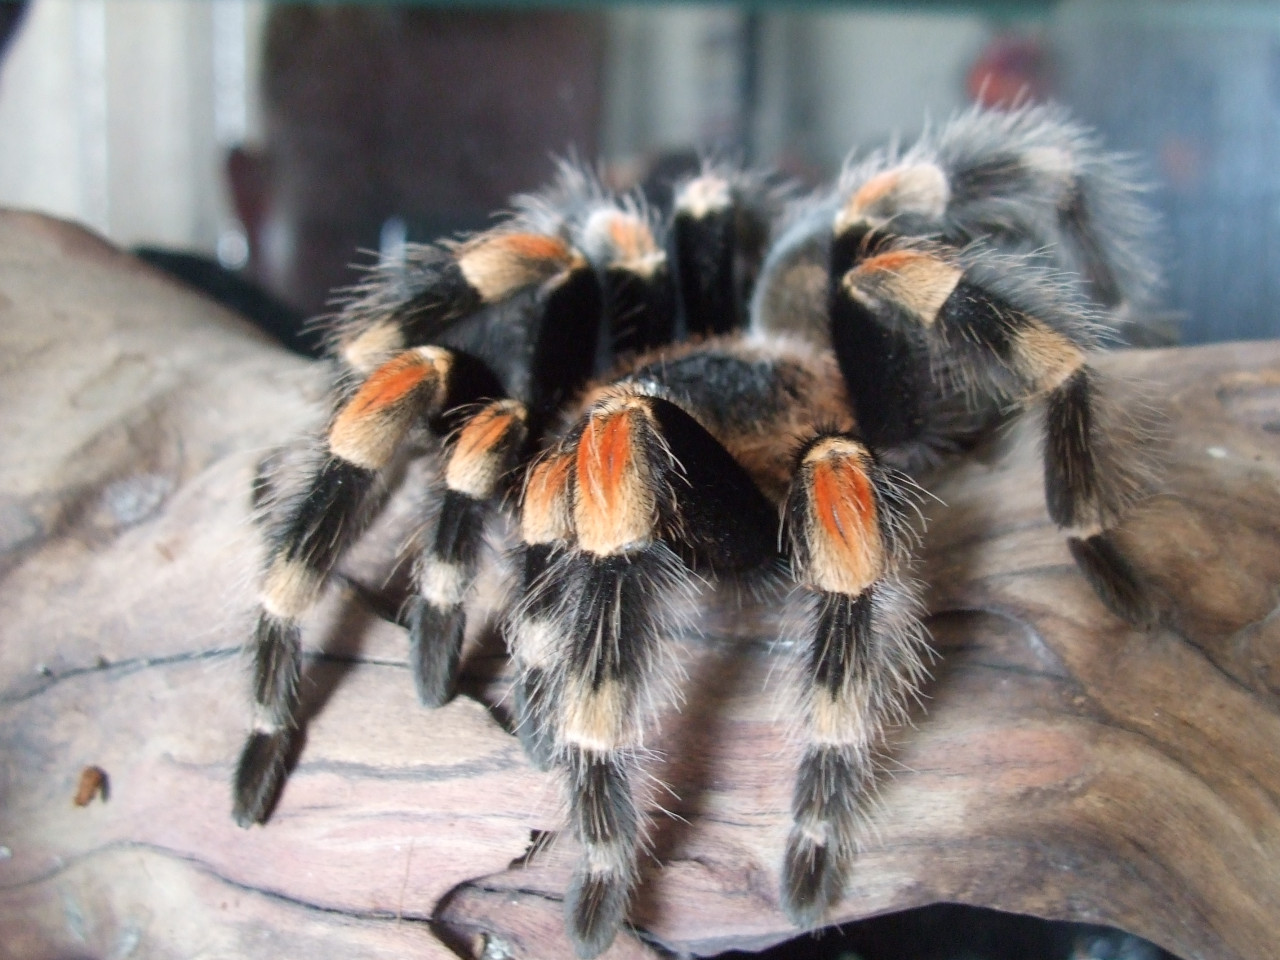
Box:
(1, 210, 1279, 960)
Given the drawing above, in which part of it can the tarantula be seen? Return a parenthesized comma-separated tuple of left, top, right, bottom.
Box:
(232, 105, 1159, 958)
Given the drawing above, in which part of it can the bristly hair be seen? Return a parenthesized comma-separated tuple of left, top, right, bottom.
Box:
(232, 103, 1164, 959)
(509, 155, 612, 238)
(919, 102, 1161, 320)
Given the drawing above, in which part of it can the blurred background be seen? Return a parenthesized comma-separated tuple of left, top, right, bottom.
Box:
(2, 0, 1279, 347)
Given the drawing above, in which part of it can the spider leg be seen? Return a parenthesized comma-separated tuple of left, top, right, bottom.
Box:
(549, 396, 690, 958)
(521, 389, 777, 957)
(494, 203, 679, 768)
(509, 448, 575, 771)
(824, 162, 962, 454)
(331, 219, 606, 711)
(407, 398, 528, 706)
(333, 230, 592, 378)
(374, 231, 606, 708)
(522, 254, 606, 432)
(509, 543, 560, 770)
(672, 173, 739, 337)
(779, 432, 925, 928)
(671, 168, 775, 337)
(577, 204, 674, 358)
(366, 222, 608, 713)
(234, 345, 502, 826)
(837, 241, 1155, 626)
(928, 103, 1159, 314)
(1046, 367, 1155, 627)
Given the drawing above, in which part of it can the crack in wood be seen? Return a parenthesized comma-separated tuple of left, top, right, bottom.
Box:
(295, 752, 528, 783)
(0, 837, 446, 929)
(0, 647, 240, 707)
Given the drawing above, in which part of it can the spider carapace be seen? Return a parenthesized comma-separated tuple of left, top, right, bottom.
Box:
(232, 105, 1160, 957)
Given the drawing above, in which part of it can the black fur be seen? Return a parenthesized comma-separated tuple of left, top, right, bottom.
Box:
(791, 747, 869, 830)
(407, 597, 465, 707)
(433, 490, 487, 567)
(510, 543, 559, 770)
(564, 748, 638, 957)
(937, 279, 1020, 363)
(232, 730, 294, 827)
(782, 746, 873, 925)
(407, 487, 497, 706)
(604, 262, 675, 357)
(672, 205, 739, 336)
(395, 257, 485, 345)
(810, 591, 874, 693)
(569, 749, 637, 848)
(234, 616, 304, 826)
(276, 458, 378, 572)
(836, 312, 926, 449)
(1045, 366, 1097, 528)
(518, 542, 555, 617)
(644, 395, 778, 574)
(949, 153, 1039, 214)
(513, 666, 556, 771)
(566, 868, 633, 959)
(1069, 533, 1155, 629)
(251, 613, 301, 718)
(629, 348, 797, 432)
(563, 552, 669, 690)
(781, 829, 844, 928)
(1058, 184, 1123, 307)
(425, 349, 506, 434)
(828, 271, 926, 450)
(528, 264, 604, 431)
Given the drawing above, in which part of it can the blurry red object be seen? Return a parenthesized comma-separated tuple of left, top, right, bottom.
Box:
(967, 33, 1050, 108)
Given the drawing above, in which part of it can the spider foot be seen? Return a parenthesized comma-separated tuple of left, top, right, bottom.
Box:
(513, 668, 557, 771)
(232, 728, 293, 827)
(407, 595, 464, 707)
(1042, 367, 1157, 628)
(564, 748, 637, 959)
(780, 827, 846, 929)
(566, 868, 631, 959)
(1069, 531, 1155, 629)
(780, 745, 866, 929)
(409, 400, 529, 706)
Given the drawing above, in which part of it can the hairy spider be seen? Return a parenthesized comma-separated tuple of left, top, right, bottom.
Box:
(232, 105, 1160, 958)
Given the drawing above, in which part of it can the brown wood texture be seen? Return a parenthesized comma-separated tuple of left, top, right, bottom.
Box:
(1, 210, 1279, 960)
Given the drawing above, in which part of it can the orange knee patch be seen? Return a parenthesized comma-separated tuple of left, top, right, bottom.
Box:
(457, 232, 578, 302)
(573, 400, 658, 556)
(582, 207, 663, 277)
(328, 347, 449, 469)
(799, 438, 884, 595)
(846, 169, 904, 221)
(836, 163, 949, 234)
(844, 249, 963, 326)
(445, 400, 527, 498)
(522, 450, 575, 545)
(609, 213, 658, 260)
(338, 320, 405, 375)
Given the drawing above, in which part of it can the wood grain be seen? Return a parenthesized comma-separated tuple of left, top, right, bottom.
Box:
(1, 210, 1278, 960)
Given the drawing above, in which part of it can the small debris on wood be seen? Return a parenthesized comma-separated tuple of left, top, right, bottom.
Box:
(73, 766, 109, 806)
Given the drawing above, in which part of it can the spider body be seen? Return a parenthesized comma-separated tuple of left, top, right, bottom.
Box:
(232, 105, 1160, 958)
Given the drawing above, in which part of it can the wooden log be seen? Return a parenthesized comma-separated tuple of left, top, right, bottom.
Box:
(1, 210, 1278, 960)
